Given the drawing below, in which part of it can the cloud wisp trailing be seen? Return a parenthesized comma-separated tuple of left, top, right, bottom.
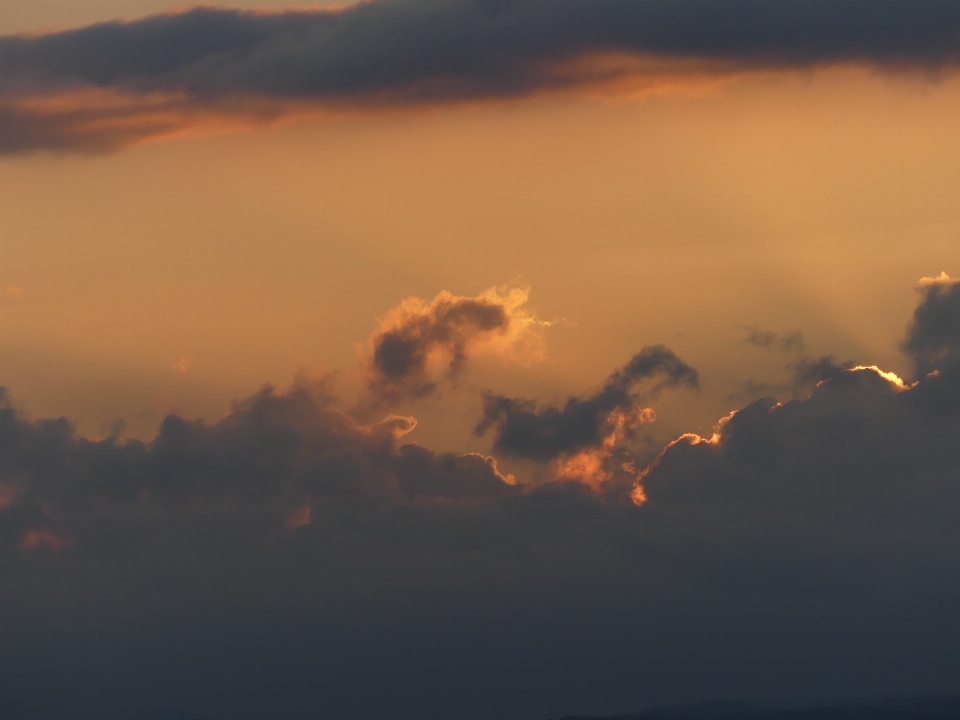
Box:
(2, 277, 960, 716)
(2, 0, 960, 153)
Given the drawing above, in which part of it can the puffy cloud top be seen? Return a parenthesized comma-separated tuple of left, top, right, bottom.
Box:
(902, 273, 960, 378)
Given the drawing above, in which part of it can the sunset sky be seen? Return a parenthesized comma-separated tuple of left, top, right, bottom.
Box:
(2, 2, 960, 719)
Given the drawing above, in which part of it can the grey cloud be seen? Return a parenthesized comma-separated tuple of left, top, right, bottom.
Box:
(0, 380, 516, 550)
(476, 345, 698, 461)
(3, 0, 960, 153)
(393, 444, 516, 499)
(789, 354, 856, 388)
(4, 280, 960, 717)
(642, 365, 960, 515)
(901, 273, 960, 378)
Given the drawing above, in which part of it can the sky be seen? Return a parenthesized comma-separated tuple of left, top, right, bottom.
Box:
(1, 2, 959, 719)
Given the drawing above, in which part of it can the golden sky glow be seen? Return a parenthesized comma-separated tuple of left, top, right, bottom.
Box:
(3, 63, 958, 454)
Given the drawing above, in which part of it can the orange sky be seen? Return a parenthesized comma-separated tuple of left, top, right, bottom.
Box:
(1, 4, 958, 466)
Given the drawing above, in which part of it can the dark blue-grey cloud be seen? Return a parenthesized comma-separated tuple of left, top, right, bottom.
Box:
(3, 279, 960, 718)
(902, 273, 960, 378)
(0, 379, 517, 552)
(476, 344, 699, 462)
(2, 0, 960, 152)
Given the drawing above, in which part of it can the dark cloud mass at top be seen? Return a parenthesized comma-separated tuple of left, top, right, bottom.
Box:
(2, 279, 960, 718)
(1, 0, 960, 152)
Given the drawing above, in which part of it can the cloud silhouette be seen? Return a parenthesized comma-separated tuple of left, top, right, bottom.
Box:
(362, 286, 545, 405)
(3, 0, 960, 152)
(0, 377, 518, 554)
(476, 344, 698, 462)
(636, 363, 957, 506)
(3, 277, 960, 717)
(902, 272, 960, 378)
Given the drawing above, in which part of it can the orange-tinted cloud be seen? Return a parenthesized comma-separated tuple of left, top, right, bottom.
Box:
(363, 287, 545, 405)
(477, 345, 698, 461)
(21, 528, 66, 550)
(555, 405, 655, 491)
(555, 405, 657, 492)
(285, 504, 312, 531)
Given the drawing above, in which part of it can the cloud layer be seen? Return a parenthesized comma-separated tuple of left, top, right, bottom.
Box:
(0, 377, 517, 550)
(3, 0, 960, 152)
(2, 277, 960, 717)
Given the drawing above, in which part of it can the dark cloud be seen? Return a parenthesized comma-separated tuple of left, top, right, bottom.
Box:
(476, 345, 698, 462)
(562, 697, 960, 719)
(789, 354, 856, 388)
(363, 287, 543, 406)
(4, 280, 960, 718)
(3, 0, 960, 153)
(901, 273, 960, 378)
(0, 379, 517, 550)
(638, 364, 960, 510)
(393, 444, 517, 499)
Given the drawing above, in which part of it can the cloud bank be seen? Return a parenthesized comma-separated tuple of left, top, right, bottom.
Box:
(2, 277, 960, 718)
(2, 0, 960, 153)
